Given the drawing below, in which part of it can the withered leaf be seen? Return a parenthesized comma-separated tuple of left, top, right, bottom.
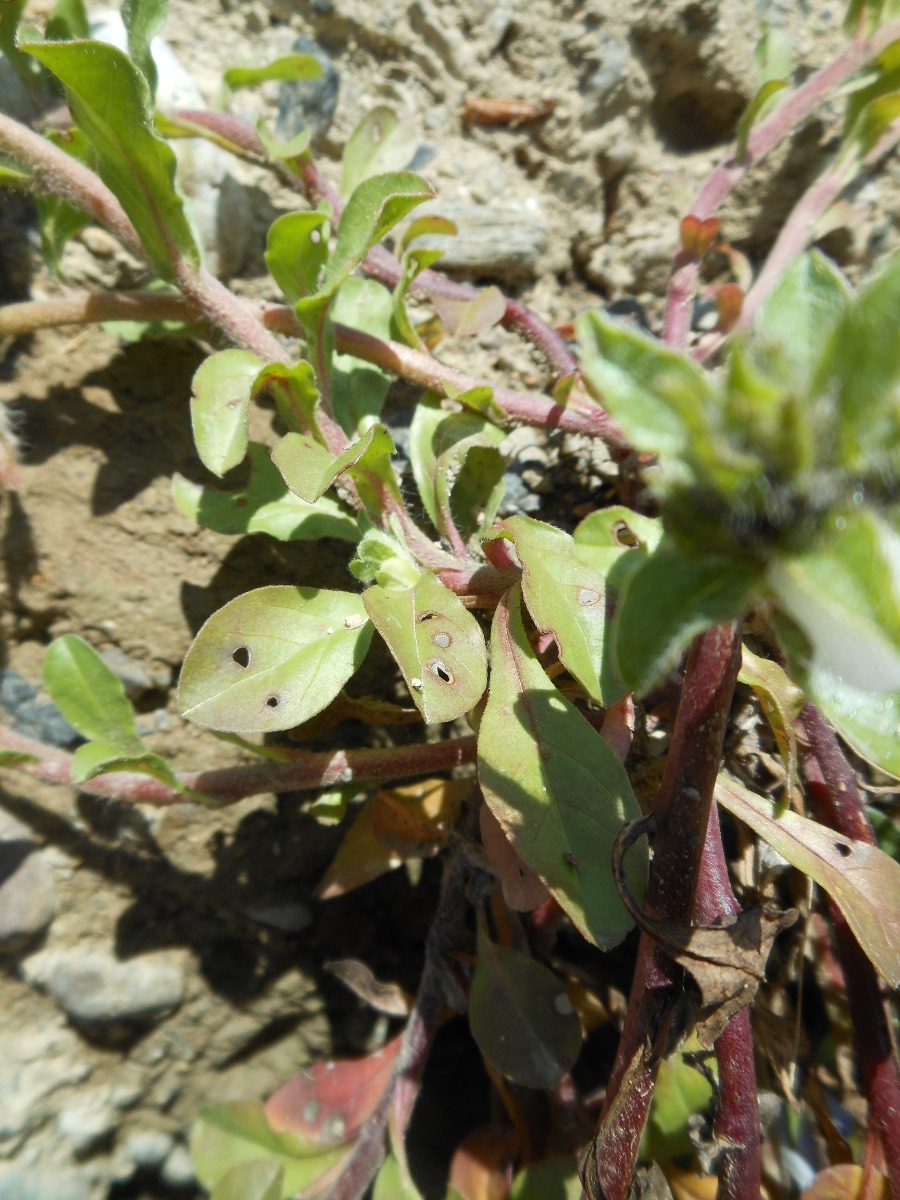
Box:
(325, 959, 412, 1018)
(614, 816, 798, 1048)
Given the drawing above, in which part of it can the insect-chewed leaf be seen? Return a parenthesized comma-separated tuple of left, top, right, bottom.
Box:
(178, 587, 373, 733)
(496, 515, 625, 705)
(363, 572, 488, 723)
(478, 586, 645, 949)
(715, 775, 900, 988)
(469, 920, 582, 1089)
(190, 350, 263, 476)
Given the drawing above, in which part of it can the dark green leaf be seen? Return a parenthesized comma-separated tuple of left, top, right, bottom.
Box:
(478, 586, 645, 949)
(342, 106, 418, 198)
(190, 349, 263, 476)
(178, 586, 373, 733)
(223, 54, 321, 91)
(122, 0, 167, 98)
(172, 443, 357, 542)
(613, 542, 760, 695)
(363, 571, 488, 722)
(0, 751, 40, 767)
(190, 1102, 348, 1199)
(497, 515, 626, 705)
(25, 39, 199, 278)
(469, 920, 582, 1088)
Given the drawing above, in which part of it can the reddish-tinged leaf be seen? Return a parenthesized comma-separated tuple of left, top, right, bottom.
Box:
(371, 778, 470, 854)
(265, 1034, 402, 1145)
(448, 1125, 518, 1200)
(801, 1165, 889, 1200)
(315, 798, 400, 899)
(480, 803, 550, 912)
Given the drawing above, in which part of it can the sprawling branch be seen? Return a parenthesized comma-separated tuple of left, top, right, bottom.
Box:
(0, 723, 475, 806)
(663, 16, 900, 349)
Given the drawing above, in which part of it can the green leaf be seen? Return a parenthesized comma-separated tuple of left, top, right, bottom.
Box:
(46, 0, 90, 41)
(252, 360, 322, 438)
(497, 515, 626, 705)
(641, 1040, 715, 1161)
(469, 920, 582, 1089)
(478, 586, 645, 950)
(613, 542, 760, 696)
(0, 0, 43, 90)
(43, 635, 180, 787)
(510, 1157, 582, 1200)
(121, 0, 168, 99)
(798, 662, 900, 780)
(34, 128, 93, 273)
(330, 277, 394, 434)
(400, 213, 458, 253)
(390, 246, 444, 350)
(342, 106, 418, 198)
(736, 78, 788, 162)
(715, 775, 900, 988)
(738, 647, 805, 800)
(751, 251, 851, 389)
(209, 1160, 283, 1200)
(25, 39, 199, 279)
(265, 211, 330, 306)
(177, 586, 373, 733)
(255, 119, 311, 163)
(172, 443, 357, 542)
(409, 394, 505, 540)
(223, 53, 322, 92)
(769, 510, 900, 694)
(349, 521, 421, 589)
(363, 571, 488, 723)
(273, 424, 401, 519)
(433, 285, 506, 337)
(813, 253, 900, 472)
(573, 504, 663, 571)
(190, 1101, 348, 1199)
(0, 751, 40, 767)
(372, 1155, 424, 1200)
(190, 349, 263, 477)
(576, 309, 717, 465)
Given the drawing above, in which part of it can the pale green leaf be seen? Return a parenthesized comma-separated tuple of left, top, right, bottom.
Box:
(330, 276, 394, 434)
(716, 775, 900, 987)
(372, 1155, 425, 1200)
(478, 586, 645, 949)
(46, 0, 90, 41)
(510, 1157, 582, 1200)
(190, 349, 263, 476)
(799, 661, 900, 780)
(273, 424, 400, 519)
(433, 285, 506, 337)
(738, 647, 805, 799)
(178, 587, 373, 733)
(363, 571, 488, 722)
(736, 78, 788, 162)
(265, 211, 329, 305)
(342, 105, 418, 198)
(43, 634, 139, 746)
(223, 54, 321, 92)
(255, 120, 311, 163)
(209, 1160, 283, 1200)
(121, 0, 167, 98)
(70, 742, 178, 787)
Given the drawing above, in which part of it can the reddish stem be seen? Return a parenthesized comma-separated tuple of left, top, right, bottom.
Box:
(800, 703, 900, 1200)
(585, 622, 743, 1200)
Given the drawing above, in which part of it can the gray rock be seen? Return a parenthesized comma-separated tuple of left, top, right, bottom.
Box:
(99, 648, 154, 698)
(406, 201, 551, 282)
(0, 1026, 90, 1142)
(55, 1088, 118, 1156)
(23, 949, 184, 1033)
(124, 1129, 175, 1170)
(161, 1144, 196, 1189)
(0, 1168, 94, 1200)
(276, 37, 340, 147)
(0, 813, 55, 952)
(0, 668, 81, 748)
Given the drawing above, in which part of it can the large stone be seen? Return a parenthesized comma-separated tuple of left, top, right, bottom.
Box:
(22, 949, 184, 1034)
(0, 813, 55, 953)
(0, 1026, 90, 1143)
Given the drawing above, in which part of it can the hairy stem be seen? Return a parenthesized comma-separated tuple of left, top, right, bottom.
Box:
(0, 723, 476, 806)
(663, 16, 900, 349)
(584, 622, 743, 1200)
(0, 291, 623, 442)
(800, 703, 900, 1199)
(695, 804, 761, 1200)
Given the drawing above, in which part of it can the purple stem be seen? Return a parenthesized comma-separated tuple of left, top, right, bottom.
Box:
(695, 804, 761, 1200)
(584, 622, 743, 1200)
(800, 703, 900, 1200)
(0, 723, 476, 807)
(662, 16, 900, 350)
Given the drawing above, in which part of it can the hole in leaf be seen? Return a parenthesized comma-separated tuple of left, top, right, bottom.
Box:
(611, 521, 640, 548)
(232, 646, 251, 668)
(265, 695, 280, 708)
(417, 611, 437, 622)
(834, 842, 852, 858)
(310, 228, 322, 244)
(433, 631, 452, 648)
(577, 587, 601, 606)
(428, 660, 454, 684)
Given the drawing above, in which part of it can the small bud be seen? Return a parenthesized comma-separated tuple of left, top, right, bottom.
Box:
(715, 283, 744, 332)
(680, 214, 721, 259)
